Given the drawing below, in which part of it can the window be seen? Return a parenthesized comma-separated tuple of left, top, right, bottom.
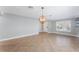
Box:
(56, 20, 71, 32)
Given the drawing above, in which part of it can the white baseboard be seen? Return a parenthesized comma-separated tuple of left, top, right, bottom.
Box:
(0, 32, 39, 41)
(75, 35, 79, 37)
(48, 32, 79, 37)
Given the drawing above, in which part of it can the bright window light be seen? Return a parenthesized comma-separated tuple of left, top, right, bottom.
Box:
(56, 20, 71, 32)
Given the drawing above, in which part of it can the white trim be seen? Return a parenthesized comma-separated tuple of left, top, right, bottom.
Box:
(48, 32, 79, 37)
(0, 32, 39, 41)
(75, 35, 79, 37)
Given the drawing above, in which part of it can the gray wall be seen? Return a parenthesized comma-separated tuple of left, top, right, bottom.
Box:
(47, 19, 79, 36)
(74, 18, 79, 36)
(0, 14, 39, 40)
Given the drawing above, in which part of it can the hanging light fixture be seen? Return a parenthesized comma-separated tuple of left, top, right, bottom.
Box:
(39, 7, 46, 32)
(39, 7, 46, 23)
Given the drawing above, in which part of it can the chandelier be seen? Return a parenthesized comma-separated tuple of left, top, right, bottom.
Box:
(39, 7, 46, 23)
(39, 7, 46, 32)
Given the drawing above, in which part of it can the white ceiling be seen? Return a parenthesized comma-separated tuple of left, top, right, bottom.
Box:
(1, 6, 79, 20)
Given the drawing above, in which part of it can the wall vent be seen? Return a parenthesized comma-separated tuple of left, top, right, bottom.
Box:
(28, 6, 34, 9)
